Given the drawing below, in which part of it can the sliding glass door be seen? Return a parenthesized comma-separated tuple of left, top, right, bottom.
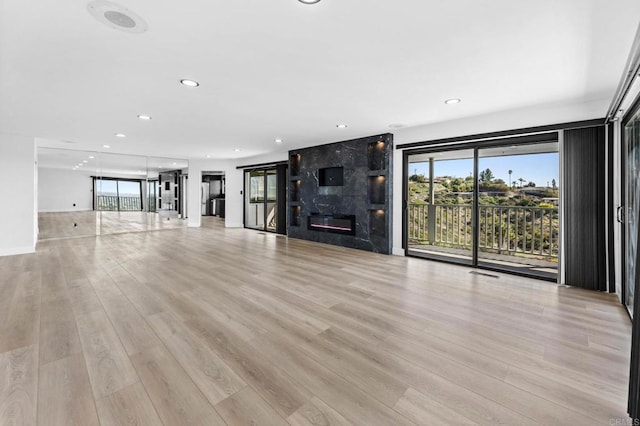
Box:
(405, 141, 559, 280)
(244, 168, 278, 232)
(407, 149, 475, 264)
(95, 178, 143, 211)
(623, 106, 640, 316)
(477, 144, 559, 279)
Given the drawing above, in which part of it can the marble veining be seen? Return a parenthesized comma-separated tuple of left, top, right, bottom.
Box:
(288, 134, 393, 254)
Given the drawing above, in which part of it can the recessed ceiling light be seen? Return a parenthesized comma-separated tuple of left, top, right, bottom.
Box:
(103, 145, 110, 149)
(137, 114, 152, 120)
(180, 79, 199, 87)
(275, 138, 283, 144)
(298, 0, 321, 3)
(206, 154, 211, 158)
(114, 133, 126, 138)
(83, 160, 88, 163)
(234, 148, 241, 152)
(444, 98, 461, 104)
(88, 156, 95, 159)
(336, 124, 348, 129)
(173, 162, 177, 165)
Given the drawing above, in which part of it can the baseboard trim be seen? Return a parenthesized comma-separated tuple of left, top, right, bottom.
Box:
(225, 222, 244, 228)
(38, 209, 93, 213)
(0, 245, 36, 257)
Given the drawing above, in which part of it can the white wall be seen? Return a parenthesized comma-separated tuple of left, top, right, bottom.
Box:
(38, 167, 93, 212)
(224, 166, 245, 228)
(0, 134, 36, 256)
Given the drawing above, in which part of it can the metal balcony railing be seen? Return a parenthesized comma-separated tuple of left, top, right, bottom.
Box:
(408, 203, 559, 260)
(96, 195, 142, 211)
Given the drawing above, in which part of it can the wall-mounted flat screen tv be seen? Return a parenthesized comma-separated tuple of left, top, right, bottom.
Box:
(318, 167, 344, 186)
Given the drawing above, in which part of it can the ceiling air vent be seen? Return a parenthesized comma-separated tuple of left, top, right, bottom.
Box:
(87, 0, 148, 34)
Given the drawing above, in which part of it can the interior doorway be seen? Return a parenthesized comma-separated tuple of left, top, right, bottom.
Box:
(243, 164, 287, 234)
(202, 172, 225, 218)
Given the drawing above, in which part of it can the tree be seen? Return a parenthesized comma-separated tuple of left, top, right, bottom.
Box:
(526, 181, 536, 187)
(518, 177, 525, 187)
(551, 178, 557, 189)
(450, 177, 469, 193)
(479, 168, 494, 183)
(409, 174, 426, 183)
(508, 169, 513, 187)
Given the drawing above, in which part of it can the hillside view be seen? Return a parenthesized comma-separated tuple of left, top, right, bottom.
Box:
(408, 167, 559, 263)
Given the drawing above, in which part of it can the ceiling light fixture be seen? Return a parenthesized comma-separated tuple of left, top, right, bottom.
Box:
(336, 124, 348, 129)
(137, 114, 152, 120)
(234, 148, 241, 152)
(114, 133, 126, 138)
(88, 156, 95, 159)
(206, 154, 211, 158)
(180, 79, 200, 87)
(83, 160, 88, 163)
(103, 144, 110, 148)
(444, 98, 461, 104)
(298, 0, 321, 4)
(275, 138, 283, 144)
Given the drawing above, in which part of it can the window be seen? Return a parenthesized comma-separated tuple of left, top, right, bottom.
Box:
(95, 178, 143, 211)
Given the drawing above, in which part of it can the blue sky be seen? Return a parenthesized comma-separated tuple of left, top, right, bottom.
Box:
(410, 153, 559, 187)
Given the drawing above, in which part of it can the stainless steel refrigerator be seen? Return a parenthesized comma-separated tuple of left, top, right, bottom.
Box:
(201, 182, 210, 215)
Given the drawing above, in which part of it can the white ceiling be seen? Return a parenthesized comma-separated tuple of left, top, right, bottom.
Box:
(1, 0, 639, 161)
(38, 147, 188, 176)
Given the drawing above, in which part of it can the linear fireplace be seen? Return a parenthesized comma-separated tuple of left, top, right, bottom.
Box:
(307, 213, 356, 236)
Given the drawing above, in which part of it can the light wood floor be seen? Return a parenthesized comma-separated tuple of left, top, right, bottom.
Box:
(38, 211, 187, 240)
(0, 217, 632, 425)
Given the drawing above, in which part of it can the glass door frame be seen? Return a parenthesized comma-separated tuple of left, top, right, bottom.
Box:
(404, 146, 477, 266)
(243, 167, 278, 233)
(621, 95, 640, 317)
(402, 136, 560, 282)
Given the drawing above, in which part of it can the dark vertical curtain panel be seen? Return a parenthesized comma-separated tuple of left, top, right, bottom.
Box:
(563, 126, 606, 290)
(276, 164, 287, 235)
(607, 124, 616, 293)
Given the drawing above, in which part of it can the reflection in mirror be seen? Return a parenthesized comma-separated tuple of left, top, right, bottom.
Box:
(96, 152, 148, 235)
(37, 147, 99, 240)
(36, 147, 189, 240)
(147, 157, 189, 229)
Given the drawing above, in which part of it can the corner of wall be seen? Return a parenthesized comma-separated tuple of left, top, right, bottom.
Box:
(392, 247, 405, 256)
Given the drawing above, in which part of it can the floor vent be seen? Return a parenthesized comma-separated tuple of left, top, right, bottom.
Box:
(469, 271, 499, 279)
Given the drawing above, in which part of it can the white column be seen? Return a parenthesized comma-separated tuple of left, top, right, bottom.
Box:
(187, 161, 202, 228)
(0, 134, 36, 256)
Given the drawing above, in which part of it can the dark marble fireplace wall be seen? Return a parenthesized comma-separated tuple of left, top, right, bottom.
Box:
(288, 133, 393, 254)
